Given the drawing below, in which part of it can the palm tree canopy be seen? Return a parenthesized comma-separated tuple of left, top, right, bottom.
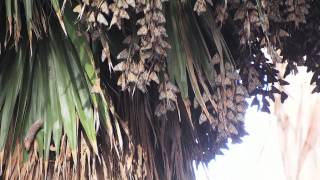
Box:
(0, 0, 319, 179)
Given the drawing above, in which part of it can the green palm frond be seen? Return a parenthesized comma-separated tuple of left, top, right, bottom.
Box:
(0, 3, 113, 177)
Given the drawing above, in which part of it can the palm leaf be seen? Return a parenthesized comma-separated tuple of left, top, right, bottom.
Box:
(0, 0, 253, 179)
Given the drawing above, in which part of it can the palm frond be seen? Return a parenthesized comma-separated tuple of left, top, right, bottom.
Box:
(0, 5, 111, 178)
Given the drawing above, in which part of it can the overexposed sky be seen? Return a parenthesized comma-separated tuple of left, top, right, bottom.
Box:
(195, 66, 320, 180)
(195, 107, 286, 180)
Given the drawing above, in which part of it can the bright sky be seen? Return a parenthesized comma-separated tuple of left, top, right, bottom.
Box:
(195, 106, 286, 180)
(195, 51, 320, 180)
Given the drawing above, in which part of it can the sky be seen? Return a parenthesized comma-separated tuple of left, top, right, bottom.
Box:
(194, 51, 320, 180)
(195, 106, 287, 180)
